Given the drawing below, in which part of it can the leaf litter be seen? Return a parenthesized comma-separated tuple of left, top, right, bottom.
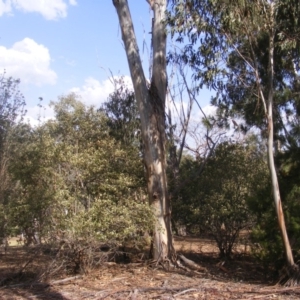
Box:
(0, 236, 299, 299)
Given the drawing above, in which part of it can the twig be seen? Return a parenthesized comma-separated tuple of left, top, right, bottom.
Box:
(111, 276, 128, 282)
(174, 288, 199, 297)
(50, 275, 83, 285)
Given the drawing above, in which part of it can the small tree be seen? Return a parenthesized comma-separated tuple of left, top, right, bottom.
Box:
(176, 138, 268, 258)
(198, 141, 268, 258)
(0, 72, 25, 244)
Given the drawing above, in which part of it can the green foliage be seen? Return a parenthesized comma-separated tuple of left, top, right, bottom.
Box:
(7, 94, 153, 249)
(249, 146, 300, 270)
(0, 72, 26, 148)
(64, 199, 152, 244)
(167, 0, 300, 143)
(0, 72, 26, 242)
(173, 137, 269, 257)
(101, 77, 140, 147)
(8, 123, 61, 242)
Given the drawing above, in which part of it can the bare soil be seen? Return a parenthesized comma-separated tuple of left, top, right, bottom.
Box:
(0, 236, 299, 299)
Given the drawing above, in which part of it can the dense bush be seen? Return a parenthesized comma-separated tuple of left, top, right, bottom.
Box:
(249, 146, 300, 272)
(173, 138, 269, 258)
(6, 95, 154, 260)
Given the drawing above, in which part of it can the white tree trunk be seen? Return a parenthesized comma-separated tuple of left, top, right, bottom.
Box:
(267, 2, 294, 267)
(112, 0, 175, 261)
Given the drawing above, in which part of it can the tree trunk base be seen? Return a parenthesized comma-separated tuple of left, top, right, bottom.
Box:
(150, 253, 206, 274)
(278, 264, 300, 286)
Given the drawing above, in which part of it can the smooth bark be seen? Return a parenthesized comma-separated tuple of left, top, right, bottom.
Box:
(112, 0, 175, 261)
(266, 3, 294, 267)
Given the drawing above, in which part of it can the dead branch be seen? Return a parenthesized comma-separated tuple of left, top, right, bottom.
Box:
(178, 254, 207, 272)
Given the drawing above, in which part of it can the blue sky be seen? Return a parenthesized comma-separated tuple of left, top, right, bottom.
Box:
(0, 0, 213, 125)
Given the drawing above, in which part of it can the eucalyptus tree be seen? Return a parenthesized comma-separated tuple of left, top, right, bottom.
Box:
(168, 0, 300, 283)
(112, 0, 175, 262)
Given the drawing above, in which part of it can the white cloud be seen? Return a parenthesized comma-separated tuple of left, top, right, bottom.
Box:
(25, 76, 133, 126)
(25, 103, 55, 127)
(70, 76, 133, 107)
(68, 0, 77, 5)
(0, 0, 76, 20)
(202, 105, 217, 118)
(0, 38, 57, 86)
(0, 0, 11, 17)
